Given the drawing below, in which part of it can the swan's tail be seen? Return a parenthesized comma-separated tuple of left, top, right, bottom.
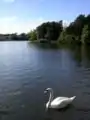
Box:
(70, 96, 76, 101)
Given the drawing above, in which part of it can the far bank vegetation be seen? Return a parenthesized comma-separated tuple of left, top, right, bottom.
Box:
(28, 14, 90, 45)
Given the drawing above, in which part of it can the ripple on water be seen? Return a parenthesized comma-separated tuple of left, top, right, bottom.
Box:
(8, 91, 22, 96)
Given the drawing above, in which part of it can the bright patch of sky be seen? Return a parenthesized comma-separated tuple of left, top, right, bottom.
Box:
(0, 0, 90, 33)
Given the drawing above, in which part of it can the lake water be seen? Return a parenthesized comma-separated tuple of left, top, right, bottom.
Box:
(0, 41, 90, 120)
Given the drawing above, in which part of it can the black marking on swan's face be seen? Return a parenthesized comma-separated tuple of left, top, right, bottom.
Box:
(44, 88, 52, 93)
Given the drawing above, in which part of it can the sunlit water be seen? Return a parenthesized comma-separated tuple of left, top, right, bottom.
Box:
(0, 41, 90, 120)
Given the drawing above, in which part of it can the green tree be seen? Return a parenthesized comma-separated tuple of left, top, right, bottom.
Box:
(37, 21, 63, 41)
(28, 30, 37, 41)
(58, 30, 77, 44)
(66, 14, 86, 43)
(81, 25, 90, 44)
(58, 30, 66, 43)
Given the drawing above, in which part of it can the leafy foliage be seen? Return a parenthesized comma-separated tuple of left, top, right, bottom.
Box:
(10, 33, 28, 40)
(37, 21, 63, 41)
(62, 14, 90, 44)
(28, 14, 90, 44)
(28, 30, 37, 41)
(81, 25, 90, 44)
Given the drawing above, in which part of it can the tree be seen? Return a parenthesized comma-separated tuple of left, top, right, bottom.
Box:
(66, 14, 86, 37)
(58, 30, 66, 43)
(28, 30, 37, 41)
(11, 33, 18, 40)
(85, 14, 90, 25)
(58, 29, 77, 44)
(81, 25, 90, 44)
(19, 33, 28, 40)
(37, 21, 63, 41)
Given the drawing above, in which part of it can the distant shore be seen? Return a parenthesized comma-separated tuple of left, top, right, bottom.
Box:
(0, 39, 28, 41)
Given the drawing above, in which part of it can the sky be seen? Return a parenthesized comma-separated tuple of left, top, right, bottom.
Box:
(0, 0, 90, 34)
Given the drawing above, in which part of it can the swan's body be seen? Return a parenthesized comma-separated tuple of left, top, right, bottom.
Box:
(44, 88, 76, 109)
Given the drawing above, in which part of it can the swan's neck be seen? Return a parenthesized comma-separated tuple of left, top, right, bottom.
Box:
(48, 89, 54, 105)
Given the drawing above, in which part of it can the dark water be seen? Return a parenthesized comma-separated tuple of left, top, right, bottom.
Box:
(0, 41, 90, 120)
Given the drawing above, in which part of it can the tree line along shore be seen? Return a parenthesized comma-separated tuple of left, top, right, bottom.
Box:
(1, 14, 90, 45)
(28, 14, 90, 45)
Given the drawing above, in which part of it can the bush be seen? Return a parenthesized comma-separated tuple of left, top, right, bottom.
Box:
(58, 30, 77, 44)
(81, 25, 90, 44)
(28, 30, 37, 41)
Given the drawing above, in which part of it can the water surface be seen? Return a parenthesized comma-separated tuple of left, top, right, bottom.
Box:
(0, 41, 90, 120)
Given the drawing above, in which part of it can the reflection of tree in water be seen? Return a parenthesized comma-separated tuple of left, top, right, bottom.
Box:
(28, 42, 90, 67)
(83, 45, 90, 67)
(70, 44, 90, 67)
(0, 110, 10, 120)
(70, 45, 82, 66)
(85, 45, 90, 60)
(45, 105, 76, 120)
(31, 43, 60, 50)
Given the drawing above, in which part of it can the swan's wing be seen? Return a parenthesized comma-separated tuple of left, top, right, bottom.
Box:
(52, 97, 69, 103)
(51, 97, 69, 105)
(51, 97, 70, 108)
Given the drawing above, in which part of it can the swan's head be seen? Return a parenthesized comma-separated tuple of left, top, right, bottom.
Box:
(44, 88, 52, 94)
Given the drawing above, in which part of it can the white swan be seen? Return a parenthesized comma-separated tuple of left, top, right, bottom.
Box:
(44, 88, 76, 109)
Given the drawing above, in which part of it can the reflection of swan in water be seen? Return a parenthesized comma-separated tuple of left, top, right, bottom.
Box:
(45, 104, 90, 120)
(0, 110, 10, 120)
(45, 102, 76, 120)
(45, 104, 76, 120)
(44, 88, 76, 109)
